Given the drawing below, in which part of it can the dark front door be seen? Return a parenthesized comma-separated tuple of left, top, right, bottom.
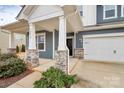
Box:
(67, 38, 73, 56)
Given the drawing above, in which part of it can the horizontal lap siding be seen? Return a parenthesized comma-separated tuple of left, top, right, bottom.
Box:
(76, 28, 124, 49)
(39, 31, 53, 59)
(26, 30, 53, 59)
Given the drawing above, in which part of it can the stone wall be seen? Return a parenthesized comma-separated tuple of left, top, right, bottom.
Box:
(55, 50, 69, 74)
(74, 48, 84, 59)
(26, 49, 39, 68)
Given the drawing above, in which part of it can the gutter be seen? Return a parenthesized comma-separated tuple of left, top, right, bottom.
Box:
(0, 27, 10, 34)
(82, 23, 124, 31)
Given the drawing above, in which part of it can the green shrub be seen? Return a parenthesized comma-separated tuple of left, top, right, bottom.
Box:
(0, 58, 26, 78)
(0, 53, 17, 61)
(34, 67, 79, 88)
(16, 45, 19, 53)
(21, 44, 25, 52)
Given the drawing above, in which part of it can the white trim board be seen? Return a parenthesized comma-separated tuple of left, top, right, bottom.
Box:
(52, 31, 55, 59)
(121, 5, 124, 17)
(83, 32, 124, 38)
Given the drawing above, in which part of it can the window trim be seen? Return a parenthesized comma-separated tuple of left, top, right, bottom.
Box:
(36, 33, 46, 51)
(103, 5, 117, 20)
(121, 5, 124, 17)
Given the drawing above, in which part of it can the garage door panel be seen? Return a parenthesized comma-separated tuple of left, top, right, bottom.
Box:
(84, 36, 124, 62)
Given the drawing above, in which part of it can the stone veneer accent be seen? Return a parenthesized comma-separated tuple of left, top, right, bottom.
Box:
(26, 49, 39, 68)
(55, 50, 69, 74)
(7, 48, 16, 54)
(74, 48, 84, 59)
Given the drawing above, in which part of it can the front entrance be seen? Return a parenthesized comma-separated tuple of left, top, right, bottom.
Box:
(67, 38, 73, 56)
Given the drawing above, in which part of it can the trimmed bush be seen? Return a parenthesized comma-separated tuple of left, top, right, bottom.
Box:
(0, 53, 17, 61)
(0, 58, 26, 78)
(16, 45, 19, 53)
(33, 67, 79, 88)
(21, 44, 25, 52)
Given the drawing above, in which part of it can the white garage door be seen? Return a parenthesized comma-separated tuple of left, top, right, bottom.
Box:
(83, 33, 124, 62)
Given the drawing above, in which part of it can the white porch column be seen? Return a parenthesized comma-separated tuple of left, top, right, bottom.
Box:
(28, 23, 36, 49)
(58, 16, 67, 50)
(9, 32, 15, 48)
(26, 22, 39, 68)
(8, 32, 16, 54)
(55, 16, 69, 74)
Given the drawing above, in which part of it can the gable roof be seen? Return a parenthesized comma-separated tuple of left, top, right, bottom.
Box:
(1, 5, 83, 33)
(16, 5, 38, 20)
(16, 5, 25, 19)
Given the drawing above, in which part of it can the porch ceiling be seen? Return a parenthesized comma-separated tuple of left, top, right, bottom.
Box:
(35, 17, 74, 32)
(1, 20, 28, 34)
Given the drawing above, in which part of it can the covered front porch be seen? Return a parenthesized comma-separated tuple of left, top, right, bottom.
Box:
(1, 5, 83, 73)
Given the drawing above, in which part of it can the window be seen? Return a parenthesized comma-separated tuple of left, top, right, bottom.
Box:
(36, 33, 46, 51)
(121, 5, 124, 17)
(103, 5, 117, 19)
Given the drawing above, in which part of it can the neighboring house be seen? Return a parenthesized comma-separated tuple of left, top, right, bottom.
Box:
(0, 28, 26, 53)
(1, 5, 124, 71)
(0, 29, 10, 53)
(15, 33, 26, 47)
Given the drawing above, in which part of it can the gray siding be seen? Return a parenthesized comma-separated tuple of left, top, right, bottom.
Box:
(76, 28, 124, 48)
(97, 5, 124, 24)
(26, 32, 29, 50)
(38, 31, 53, 59)
(26, 30, 53, 59)
(55, 31, 58, 50)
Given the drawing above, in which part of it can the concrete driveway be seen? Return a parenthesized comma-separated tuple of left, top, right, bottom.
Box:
(71, 60, 124, 88)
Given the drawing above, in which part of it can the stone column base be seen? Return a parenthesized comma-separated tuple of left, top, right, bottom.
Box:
(55, 50, 69, 74)
(7, 48, 16, 54)
(74, 48, 84, 59)
(26, 49, 39, 68)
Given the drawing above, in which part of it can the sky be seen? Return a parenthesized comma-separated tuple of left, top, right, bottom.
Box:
(0, 5, 22, 26)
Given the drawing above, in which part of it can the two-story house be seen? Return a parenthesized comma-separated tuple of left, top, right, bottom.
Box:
(1, 5, 124, 72)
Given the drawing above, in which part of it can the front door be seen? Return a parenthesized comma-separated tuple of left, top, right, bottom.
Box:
(67, 38, 73, 56)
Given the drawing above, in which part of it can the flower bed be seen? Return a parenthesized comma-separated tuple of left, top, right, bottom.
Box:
(0, 53, 33, 87)
(0, 58, 26, 78)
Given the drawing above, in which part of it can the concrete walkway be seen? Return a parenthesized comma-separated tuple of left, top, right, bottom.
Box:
(8, 58, 79, 88)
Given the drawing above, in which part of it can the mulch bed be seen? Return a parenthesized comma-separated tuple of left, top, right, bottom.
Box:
(0, 69, 33, 88)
